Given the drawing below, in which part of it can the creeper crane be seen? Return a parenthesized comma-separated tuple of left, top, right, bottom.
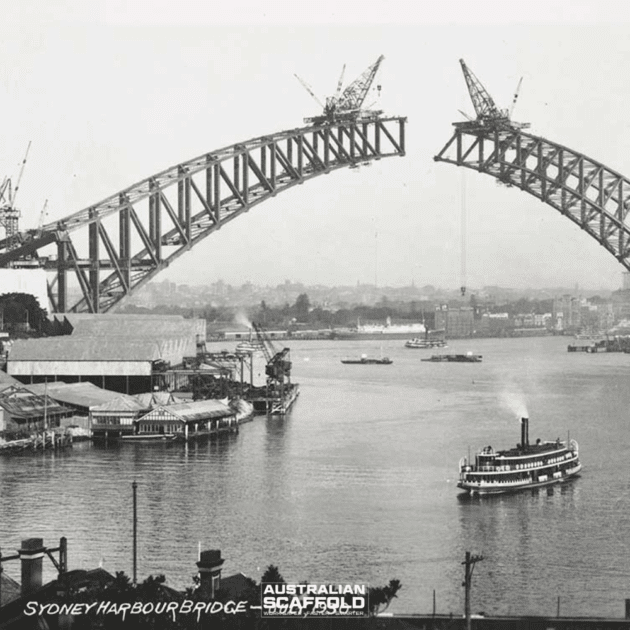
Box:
(297, 55, 385, 125)
(0, 141, 31, 251)
(456, 59, 529, 131)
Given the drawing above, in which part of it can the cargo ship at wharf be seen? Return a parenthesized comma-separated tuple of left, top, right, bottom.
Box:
(331, 317, 431, 341)
(458, 417, 582, 496)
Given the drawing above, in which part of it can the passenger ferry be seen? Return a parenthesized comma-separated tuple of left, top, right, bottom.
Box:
(457, 417, 581, 495)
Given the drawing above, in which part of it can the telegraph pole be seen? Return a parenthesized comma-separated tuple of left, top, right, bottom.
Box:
(132, 481, 138, 586)
(462, 551, 484, 630)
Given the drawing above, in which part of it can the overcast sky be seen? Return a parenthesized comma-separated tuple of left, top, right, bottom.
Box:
(3, 0, 630, 292)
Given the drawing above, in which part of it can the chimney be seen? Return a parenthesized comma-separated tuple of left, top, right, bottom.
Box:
(196, 549, 224, 598)
(20, 538, 46, 597)
(521, 417, 529, 448)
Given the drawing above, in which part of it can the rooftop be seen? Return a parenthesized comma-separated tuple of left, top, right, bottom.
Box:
(139, 399, 234, 423)
(25, 382, 145, 411)
(8, 337, 163, 362)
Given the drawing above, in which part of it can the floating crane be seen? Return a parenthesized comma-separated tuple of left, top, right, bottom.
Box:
(296, 55, 385, 125)
(252, 322, 297, 414)
(252, 323, 292, 384)
(456, 59, 529, 131)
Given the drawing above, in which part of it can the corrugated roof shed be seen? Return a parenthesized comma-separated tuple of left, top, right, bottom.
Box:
(91, 395, 147, 412)
(140, 399, 233, 423)
(61, 313, 185, 327)
(0, 369, 20, 386)
(8, 337, 162, 362)
(0, 386, 72, 419)
(134, 391, 187, 407)
(70, 317, 205, 339)
(24, 382, 144, 410)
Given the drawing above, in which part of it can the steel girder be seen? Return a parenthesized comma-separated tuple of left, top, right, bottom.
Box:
(434, 126, 630, 271)
(0, 117, 406, 313)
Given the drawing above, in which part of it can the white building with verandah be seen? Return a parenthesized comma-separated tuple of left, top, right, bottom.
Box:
(135, 399, 237, 440)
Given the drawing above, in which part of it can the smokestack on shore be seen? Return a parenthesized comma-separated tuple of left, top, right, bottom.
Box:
(521, 417, 529, 448)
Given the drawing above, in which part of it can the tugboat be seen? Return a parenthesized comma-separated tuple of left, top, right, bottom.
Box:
(457, 417, 581, 495)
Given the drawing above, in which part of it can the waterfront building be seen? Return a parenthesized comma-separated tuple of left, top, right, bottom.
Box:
(0, 385, 73, 434)
(134, 399, 237, 439)
(7, 314, 207, 395)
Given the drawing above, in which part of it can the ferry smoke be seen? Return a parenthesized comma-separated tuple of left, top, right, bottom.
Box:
(234, 311, 252, 330)
(499, 389, 529, 421)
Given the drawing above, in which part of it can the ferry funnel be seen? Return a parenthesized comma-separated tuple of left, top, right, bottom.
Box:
(521, 417, 529, 448)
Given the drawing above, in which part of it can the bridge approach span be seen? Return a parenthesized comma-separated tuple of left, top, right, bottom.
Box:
(434, 125, 630, 272)
(1, 117, 406, 313)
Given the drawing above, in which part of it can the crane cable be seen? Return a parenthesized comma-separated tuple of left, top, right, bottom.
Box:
(460, 169, 467, 297)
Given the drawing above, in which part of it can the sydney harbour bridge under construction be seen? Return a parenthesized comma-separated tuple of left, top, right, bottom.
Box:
(1, 55, 629, 313)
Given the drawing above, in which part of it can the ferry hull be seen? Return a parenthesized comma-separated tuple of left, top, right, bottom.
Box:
(459, 465, 582, 496)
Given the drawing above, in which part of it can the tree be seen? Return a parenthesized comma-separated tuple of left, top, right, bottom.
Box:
(0, 292, 48, 333)
(368, 579, 402, 616)
(260, 564, 285, 585)
(293, 293, 311, 323)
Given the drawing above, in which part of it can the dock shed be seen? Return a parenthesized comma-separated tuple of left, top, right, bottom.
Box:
(9, 314, 208, 394)
(23, 382, 147, 438)
(134, 399, 237, 440)
(90, 396, 148, 439)
(8, 337, 167, 394)
(0, 385, 74, 434)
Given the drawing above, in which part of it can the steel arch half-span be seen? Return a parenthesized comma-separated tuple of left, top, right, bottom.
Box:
(1, 117, 406, 313)
(434, 125, 630, 272)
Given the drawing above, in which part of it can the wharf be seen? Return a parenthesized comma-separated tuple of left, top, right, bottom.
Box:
(0, 430, 72, 454)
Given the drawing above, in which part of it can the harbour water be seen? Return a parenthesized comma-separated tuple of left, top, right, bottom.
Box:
(2, 335, 630, 618)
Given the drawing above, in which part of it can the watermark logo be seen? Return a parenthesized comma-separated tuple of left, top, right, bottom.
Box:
(261, 583, 369, 617)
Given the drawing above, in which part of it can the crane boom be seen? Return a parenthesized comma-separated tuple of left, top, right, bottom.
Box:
(299, 54, 385, 125)
(294, 74, 325, 109)
(456, 59, 529, 131)
(459, 59, 505, 122)
(509, 76, 523, 119)
(12, 140, 32, 207)
(252, 322, 292, 384)
(337, 54, 385, 113)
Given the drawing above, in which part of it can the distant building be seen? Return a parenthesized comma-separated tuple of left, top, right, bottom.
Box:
(435, 306, 474, 338)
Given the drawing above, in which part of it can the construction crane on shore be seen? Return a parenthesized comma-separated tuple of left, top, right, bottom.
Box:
(0, 141, 31, 251)
(456, 59, 529, 131)
(296, 54, 385, 125)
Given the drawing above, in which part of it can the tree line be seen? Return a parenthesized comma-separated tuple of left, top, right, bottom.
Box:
(121, 293, 558, 330)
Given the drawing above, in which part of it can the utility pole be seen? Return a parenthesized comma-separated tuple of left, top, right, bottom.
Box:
(132, 481, 138, 586)
(462, 551, 484, 630)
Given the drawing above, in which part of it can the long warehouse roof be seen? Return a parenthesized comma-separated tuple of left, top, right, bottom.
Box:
(9, 337, 162, 362)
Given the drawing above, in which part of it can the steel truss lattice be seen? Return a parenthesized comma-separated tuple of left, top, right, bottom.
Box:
(0, 117, 406, 313)
(434, 126, 630, 270)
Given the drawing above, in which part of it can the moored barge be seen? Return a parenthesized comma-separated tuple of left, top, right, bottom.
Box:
(341, 355, 393, 365)
(422, 353, 482, 363)
(458, 417, 581, 495)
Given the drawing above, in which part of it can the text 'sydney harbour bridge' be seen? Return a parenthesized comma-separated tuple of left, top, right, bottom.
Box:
(1, 56, 630, 313)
